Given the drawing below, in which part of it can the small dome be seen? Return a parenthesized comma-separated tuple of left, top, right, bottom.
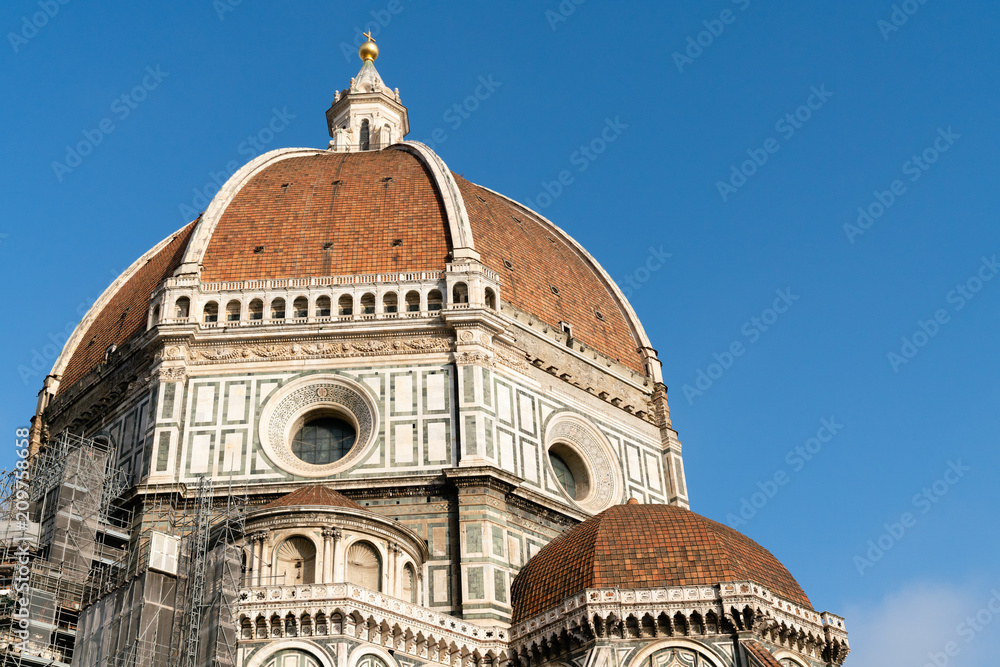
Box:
(259, 485, 363, 511)
(511, 502, 811, 624)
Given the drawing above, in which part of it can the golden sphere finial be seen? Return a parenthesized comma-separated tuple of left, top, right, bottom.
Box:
(359, 32, 379, 62)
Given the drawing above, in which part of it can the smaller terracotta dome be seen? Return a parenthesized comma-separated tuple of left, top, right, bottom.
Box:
(511, 502, 811, 624)
(260, 485, 363, 511)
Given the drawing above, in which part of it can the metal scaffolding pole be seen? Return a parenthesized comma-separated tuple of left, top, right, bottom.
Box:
(180, 477, 212, 667)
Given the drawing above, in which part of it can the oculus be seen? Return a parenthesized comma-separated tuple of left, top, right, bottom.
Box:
(258, 374, 380, 477)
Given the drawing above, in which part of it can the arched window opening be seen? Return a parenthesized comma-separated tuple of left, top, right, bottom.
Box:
(270, 298, 286, 320)
(360, 119, 370, 151)
(405, 291, 420, 313)
(316, 295, 331, 317)
(338, 294, 354, 317)
(452, 282, 469, 305)
(300, 614, 313, 637)
(270, 614, 282, 637)
(402, 564, 416, 603)
(293, 297, 308, 319)
(345, 541, 382, 591)
(265, 650, 322, 667)
(275, 536, 316, 585)
(150, 305, 160, 327)
(383, 124, 392, 147)
(226, 300, 241, 322)
(202, 302, 218, 323)
(382, 292, 398, 314)
(361, 293, 376, 315)
(248, 299, 263, 320)
(427, 290, 443, 311)
(484, 288, 496, 310)
(174, 297, 190, 320)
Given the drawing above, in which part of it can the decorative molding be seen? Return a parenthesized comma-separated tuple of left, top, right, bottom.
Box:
(493, 342, 531, 373)
(157, 366, 188, 382)
(243, 639, 335, 667)
(514, 326, 654, 422)
(187, 336, 452, 365)
(238, 582, 508, 660)
(544, 413, 625, 514)
(512, 583, 848, 667)
(257, 374, 380, 478)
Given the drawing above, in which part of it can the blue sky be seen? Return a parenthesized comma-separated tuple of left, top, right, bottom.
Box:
(2, 2, 998, 663)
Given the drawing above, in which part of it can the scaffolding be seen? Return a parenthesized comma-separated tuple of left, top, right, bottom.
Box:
(181, 477, 212, 667)
(0, 428, 249, 667)
(210, 475, 247, 667)
(79, 488, 191, 667)
(75, 474, 247, 667)
(0, 432, 131, 667)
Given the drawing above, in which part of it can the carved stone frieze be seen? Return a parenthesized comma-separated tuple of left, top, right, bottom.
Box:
(455, 351, 491, 367)
(156, 366, 187, 383)
(187, 335, 453, 364)
(454, 341, 530, 375)
(492, 341, 531, 373)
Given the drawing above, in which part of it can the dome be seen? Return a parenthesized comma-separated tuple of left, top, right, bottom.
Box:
(259, 485, 363, 511)
(51, 144, 655, 396)
(510, 502, 811, 624)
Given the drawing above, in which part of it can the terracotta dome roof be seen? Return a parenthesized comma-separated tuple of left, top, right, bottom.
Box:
(510, 502, 811, 624)
(195, 149, 646, 373)
(51, 143, 654, 394)
(58, 222, 195, 392)
(201, 150, 452, 281)
(456, 176, 645, 374)
(260, 485, 363, 511)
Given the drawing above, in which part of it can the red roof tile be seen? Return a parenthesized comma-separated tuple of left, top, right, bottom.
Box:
(58, 223, 195, 393)
(456, 177, 644, 374)
(745, 641, 783, 667)
(511, 503, 811, 623)
(261, 485, 363, 511)
(201, 150, 645, 374)
(201, 150, 452, 282)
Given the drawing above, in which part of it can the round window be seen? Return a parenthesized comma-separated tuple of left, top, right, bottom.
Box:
(545, 413, 625, 512)
(258, 375, 379, 478)
(547, 442, 591, 502)
(549, 452, 577, 499)
(291, 416, 356, 464)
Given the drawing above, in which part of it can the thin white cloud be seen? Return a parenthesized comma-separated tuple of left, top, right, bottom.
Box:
(843, 581, 1000, 667)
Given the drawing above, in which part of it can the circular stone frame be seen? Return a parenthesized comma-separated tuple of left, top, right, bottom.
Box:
(258, 374, 380, 478)
(543, 412, 624, 513)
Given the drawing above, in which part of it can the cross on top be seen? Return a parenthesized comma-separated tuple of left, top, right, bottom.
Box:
(364, 31, 376, 43)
